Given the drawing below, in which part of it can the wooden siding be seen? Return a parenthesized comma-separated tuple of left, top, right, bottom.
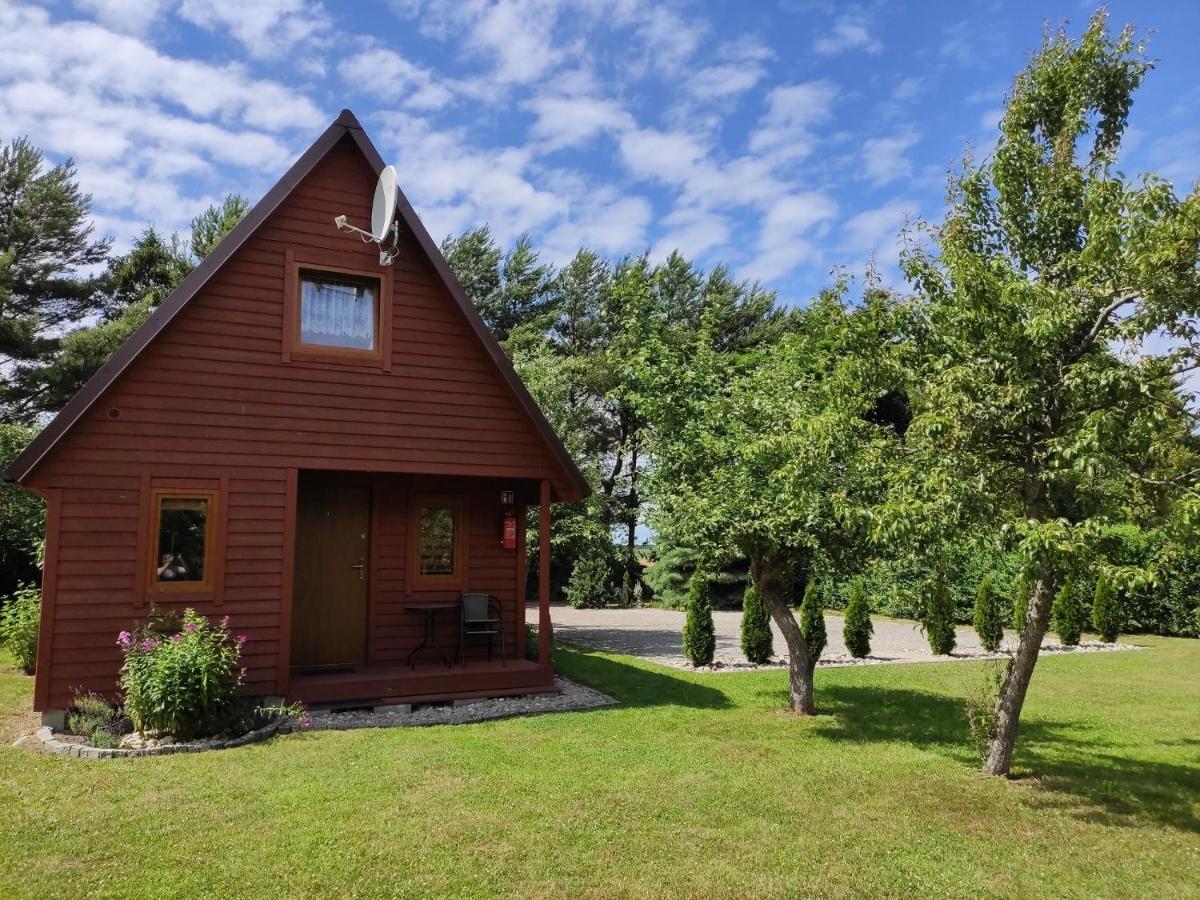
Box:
(27, 135, 551, 710)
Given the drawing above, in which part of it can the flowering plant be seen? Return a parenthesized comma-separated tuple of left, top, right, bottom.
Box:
(118, 608, 245, 738)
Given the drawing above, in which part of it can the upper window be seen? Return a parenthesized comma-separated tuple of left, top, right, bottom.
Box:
(149, 490, 217, 592)
(298, 272, 378, 352)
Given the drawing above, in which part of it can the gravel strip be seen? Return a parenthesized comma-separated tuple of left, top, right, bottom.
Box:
(536, 604, 1143, 672)
(292, 676, 617, 731)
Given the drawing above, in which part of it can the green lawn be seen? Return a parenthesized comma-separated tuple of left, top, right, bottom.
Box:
(1, 640, 1198, 898)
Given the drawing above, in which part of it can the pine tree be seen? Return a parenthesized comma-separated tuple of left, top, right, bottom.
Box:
(565, 551, 614, 610)
(798, 580, 826, 672)
(682, 569, 716, 667)
(1091, 571, 1121, 643)
(740, 583, 773, 664)
(189, 194, 250, 260)
(0, 138, 110, 421)
(1012, 572, 1030, 632)
(1052, 576, 1086, 646)
(924, 566, 957, 656)
(842, 580, 873, 658)
(973, 575, 1005, 653)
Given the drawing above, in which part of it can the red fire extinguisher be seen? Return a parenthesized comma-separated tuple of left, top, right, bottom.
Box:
(501, 511, 517, 550)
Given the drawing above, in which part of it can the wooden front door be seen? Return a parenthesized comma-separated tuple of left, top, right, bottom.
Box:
(291, 473, 370, 669)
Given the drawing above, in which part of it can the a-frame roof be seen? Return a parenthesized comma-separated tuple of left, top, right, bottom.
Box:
(3, 110, 589, 501)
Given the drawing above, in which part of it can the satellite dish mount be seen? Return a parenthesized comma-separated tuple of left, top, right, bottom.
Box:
(334, 164, 400, 266)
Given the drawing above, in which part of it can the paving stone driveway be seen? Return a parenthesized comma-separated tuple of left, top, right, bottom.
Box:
(530, 603, 1053, 668)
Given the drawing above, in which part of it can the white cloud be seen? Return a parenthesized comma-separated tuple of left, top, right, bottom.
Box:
(748, 81, 838, 159)
(542, 192, 653, 262)
(73, 0, 171, 34)
(0, 5, 327, 246)
(618, 128, 709, 185)
(527, 94, 635, 151)
(862, 129, 920, 185)
(178, 0, 333, 60)
(687, 61, 766, 101)
(742, 192, 837, 282)
(891, 77, 922, 104)
(338, 46, 453, 110)
(377, 111, 565, 245)
(0, 6, 326, 132)
(842, 199, 917, 255)
(651, 206, 730, 261)
(813, 14, 881, 56)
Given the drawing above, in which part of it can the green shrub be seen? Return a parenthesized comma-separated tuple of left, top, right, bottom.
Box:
(682, 569, 716, 667)
(923, 567, 957, 656)
(963, 660, 1005, 761)
(119, 608, 245, 739)
(0, 425, 45, 600)
(0, 584, 40, 674)
(739, 583, 773, 664)
(66, 692, 127, 748)
(565, 551, 615, 609)
(798, 580, 826, 669)
(1012, 572, 1030, 632)
(1091, 572, 1121, 643)
(1052, 576, 1087, 646)
(972, 575, 1005, 653)
(842, 580, 872, 659)
(524, 623, 540, 661)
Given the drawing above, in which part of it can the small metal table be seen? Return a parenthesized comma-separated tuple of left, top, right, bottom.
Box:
(401, 600, 459, 669)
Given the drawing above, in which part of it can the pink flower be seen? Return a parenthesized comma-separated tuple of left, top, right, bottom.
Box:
(171, 633, 184, 642)
(221, 616, 231, 628)
(300, 714, 314, 728)
(184, 622, 198, 633)
(139, 638, 160, 652)
(116, 630, 133, 648)
(237, 634, 249, 645)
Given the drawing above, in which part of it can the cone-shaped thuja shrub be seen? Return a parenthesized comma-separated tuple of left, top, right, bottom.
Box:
(1012, 572, 1030, 632)
(1091, 571, 1121, 643)
(924, 566, 957, 656)
(973, 575, 1005, 653)
(842, 580, 873, 659)
(682, 569, 716, 667)
(1052, 576, 1086, 646)
(798, 580, 826, 672)
(740, 583, 773, 664)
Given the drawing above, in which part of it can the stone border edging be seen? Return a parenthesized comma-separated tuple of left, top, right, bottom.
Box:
(33, 719, 285, 760)
(27, 677, 620, 758)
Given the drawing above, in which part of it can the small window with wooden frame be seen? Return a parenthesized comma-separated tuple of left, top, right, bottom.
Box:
(283, 248, 393, 369)
(407, 494, 467, 591)
(146, 488, 218, 594)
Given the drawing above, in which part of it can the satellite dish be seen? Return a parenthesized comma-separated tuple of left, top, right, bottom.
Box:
(371, 165, 398, 242)
(333, 164, 401, 266)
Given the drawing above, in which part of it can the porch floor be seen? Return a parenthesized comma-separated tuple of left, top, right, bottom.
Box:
(288, 657, 552, 706)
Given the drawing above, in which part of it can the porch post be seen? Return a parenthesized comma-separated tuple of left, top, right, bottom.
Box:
(538, 479, 552, 672)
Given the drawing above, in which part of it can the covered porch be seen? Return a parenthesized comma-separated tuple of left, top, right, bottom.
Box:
(278, 468, 558, 707)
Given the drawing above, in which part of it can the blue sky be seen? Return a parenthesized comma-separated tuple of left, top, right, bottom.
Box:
(3, 0, 1199, 304)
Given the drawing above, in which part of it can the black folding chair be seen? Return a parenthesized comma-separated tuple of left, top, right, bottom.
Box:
(459, 593, 506, 666)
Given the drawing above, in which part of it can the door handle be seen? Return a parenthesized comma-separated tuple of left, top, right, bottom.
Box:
(350, 561, 366, 580)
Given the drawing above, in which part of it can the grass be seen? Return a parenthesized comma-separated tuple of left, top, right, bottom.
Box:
(0, 640, 1198, 898)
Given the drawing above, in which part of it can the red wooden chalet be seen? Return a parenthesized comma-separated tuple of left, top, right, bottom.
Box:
(2, 110, 588, 721)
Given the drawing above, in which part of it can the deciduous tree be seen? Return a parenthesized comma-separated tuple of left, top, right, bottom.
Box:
(893, 12, 1200, 775)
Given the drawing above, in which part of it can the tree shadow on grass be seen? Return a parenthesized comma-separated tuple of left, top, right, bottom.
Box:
(814, 684, 1200, 834)
(553, 645, 732, 710)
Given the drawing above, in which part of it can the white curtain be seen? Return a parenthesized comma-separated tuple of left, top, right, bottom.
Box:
(300, 279, 375, 349)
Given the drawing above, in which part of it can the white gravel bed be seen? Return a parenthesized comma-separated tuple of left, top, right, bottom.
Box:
(298, 676, 617, 730)
(676, 639, 1142, 673)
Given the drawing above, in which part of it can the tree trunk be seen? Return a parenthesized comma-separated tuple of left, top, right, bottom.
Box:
(752, 555, 814, 714)
(982, 564, 1057, 776)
